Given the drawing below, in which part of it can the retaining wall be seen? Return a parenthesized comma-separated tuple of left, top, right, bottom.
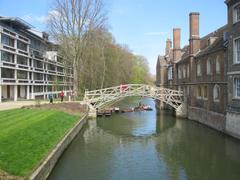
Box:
(29, 111, 88, 180)
(188, 106, 225, 131)
(226, 111, 240, 139)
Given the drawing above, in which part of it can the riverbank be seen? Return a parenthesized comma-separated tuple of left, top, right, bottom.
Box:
(0, 100, 83, 111)
(48, 98, 240, 180)
(0, 103, 88, 179)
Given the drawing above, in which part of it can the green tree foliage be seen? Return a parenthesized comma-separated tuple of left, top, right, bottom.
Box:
(48, 0, 151, 97)
(79, 28, 151, 93)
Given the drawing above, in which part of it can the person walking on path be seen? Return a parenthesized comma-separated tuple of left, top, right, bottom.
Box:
(60, 91, 64, 102)
(49, 94, 53, 104)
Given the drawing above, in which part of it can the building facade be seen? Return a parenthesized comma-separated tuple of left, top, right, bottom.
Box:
(0, 17, 73, 102)
(225, 0, 240, 138)
(156, 0, 240, 139)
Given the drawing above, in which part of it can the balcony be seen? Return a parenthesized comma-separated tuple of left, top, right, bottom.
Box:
(18, 35, 30, 44)
(1, 78, 16, 83)
(2, 28, 17, 37)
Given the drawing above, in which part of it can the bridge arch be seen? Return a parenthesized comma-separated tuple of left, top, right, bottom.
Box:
(83, 84, 184, 111)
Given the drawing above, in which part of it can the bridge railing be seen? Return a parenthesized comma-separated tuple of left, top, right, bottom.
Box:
(84, 84, 184, 109)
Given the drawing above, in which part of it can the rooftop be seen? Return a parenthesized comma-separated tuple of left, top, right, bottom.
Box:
(0, 16, 33, 29)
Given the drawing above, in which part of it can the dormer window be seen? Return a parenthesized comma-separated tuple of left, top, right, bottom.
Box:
(233, 4, 240, 23)
(207, 37, 217, 46)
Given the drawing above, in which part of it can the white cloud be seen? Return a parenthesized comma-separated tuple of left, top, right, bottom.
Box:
(144, 31, 168, 36)
(132, 51, 139, 55)
(21, 10, 60, 25)
(48, 10, 60, 17)
(21, 14, 48, 24)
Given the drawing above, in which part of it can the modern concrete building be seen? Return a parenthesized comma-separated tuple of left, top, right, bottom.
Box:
(0, 17, 73, 102)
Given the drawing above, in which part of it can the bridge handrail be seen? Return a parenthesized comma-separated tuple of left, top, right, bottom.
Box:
(85, 84, 183, 94)
(84, 84, 184, 110)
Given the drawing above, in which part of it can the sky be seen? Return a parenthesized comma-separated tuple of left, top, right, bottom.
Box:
(0, 0, 227, 75)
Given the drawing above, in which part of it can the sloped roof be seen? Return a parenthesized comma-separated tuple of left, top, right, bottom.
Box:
(0, 17, 33, 29)
(195, 37, 225, 58)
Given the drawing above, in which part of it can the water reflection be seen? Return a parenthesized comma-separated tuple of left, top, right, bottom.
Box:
(154, 119, 240, 180)
(48, 98, 240, 180)
(97, 98, 176, 137)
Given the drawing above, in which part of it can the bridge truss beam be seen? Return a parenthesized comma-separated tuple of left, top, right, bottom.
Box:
(84, 84, 183, 110)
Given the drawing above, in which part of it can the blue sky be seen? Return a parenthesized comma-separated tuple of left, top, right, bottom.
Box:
(0, 0, 227, 74)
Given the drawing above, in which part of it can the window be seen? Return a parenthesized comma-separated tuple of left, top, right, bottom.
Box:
(34, 86, 43, 92)
(34, 73, 43, 80)
(197, 61, 201, 76)
(234, 38, 240, 63)
(184, 86, 190, 96)
(216, 56, 221, 74)
(197, 85, 202, 98)
(183, 65, 186, 78)
(1, 68, 14, 78)
(17, 41, 27, 51)
(178, 66, 182, 79)
(48, 64, 56, 71)
(234, 78, 240, 98)
(17, 70, 28, 79)
(17, 55, 28, 65)
(213, 84, 220, 102)
(47, 86, 53, 92)
(168, 66, 173, 80)
(1, 34, 14, 47)
(203, 85, 208, 100)
(57, 56, 63, 63)
(57, 76, 64, 82)
(57, 66, 64, 73)
(1, 51, 14, 63)
(47, 75, 55, 81)
(187, 64, 189, 78)
(30, 38, 45, 52)
(233, 4, 240, 23)
(207, 58, 211, 75)
(34, 60, 43, 69)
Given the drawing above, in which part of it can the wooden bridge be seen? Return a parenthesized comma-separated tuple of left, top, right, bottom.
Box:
(83, 84, 184, 112)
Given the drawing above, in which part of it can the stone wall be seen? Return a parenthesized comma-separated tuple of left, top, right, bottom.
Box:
(188, 106, 225, 131)
(29, 111, 89, 180)
(226, 112, 240, 139)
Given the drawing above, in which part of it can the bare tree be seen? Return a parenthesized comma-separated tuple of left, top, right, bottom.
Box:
(48, 0, 106, 98)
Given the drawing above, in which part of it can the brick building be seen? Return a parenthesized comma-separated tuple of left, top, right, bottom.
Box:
(156, 0, 240, 139)
(225, 0, 240, 138)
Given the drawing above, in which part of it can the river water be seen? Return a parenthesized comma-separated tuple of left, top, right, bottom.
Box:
(48, 98, 240, 180)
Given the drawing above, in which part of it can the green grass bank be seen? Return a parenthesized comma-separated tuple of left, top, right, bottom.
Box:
(0, 108, 80, 177)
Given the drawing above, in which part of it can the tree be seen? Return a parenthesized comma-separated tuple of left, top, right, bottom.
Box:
(48, 0, 106, 97)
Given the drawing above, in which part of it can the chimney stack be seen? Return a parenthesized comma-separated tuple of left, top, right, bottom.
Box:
(173, 28, 181, 62)
(189, 12, 200, 55)
(165, 39, 172, 55)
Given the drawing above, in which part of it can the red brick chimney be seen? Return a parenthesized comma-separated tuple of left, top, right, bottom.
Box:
(189, 12, 200, 55)
(165, 39, 172, 55)
(173, 28, 181, 62)
(172, 28, 181, 88)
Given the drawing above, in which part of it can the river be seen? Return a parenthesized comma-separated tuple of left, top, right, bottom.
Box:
(48, 97, 240, 180)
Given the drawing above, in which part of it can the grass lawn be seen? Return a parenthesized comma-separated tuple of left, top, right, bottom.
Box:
(0, 108, 80, 177)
